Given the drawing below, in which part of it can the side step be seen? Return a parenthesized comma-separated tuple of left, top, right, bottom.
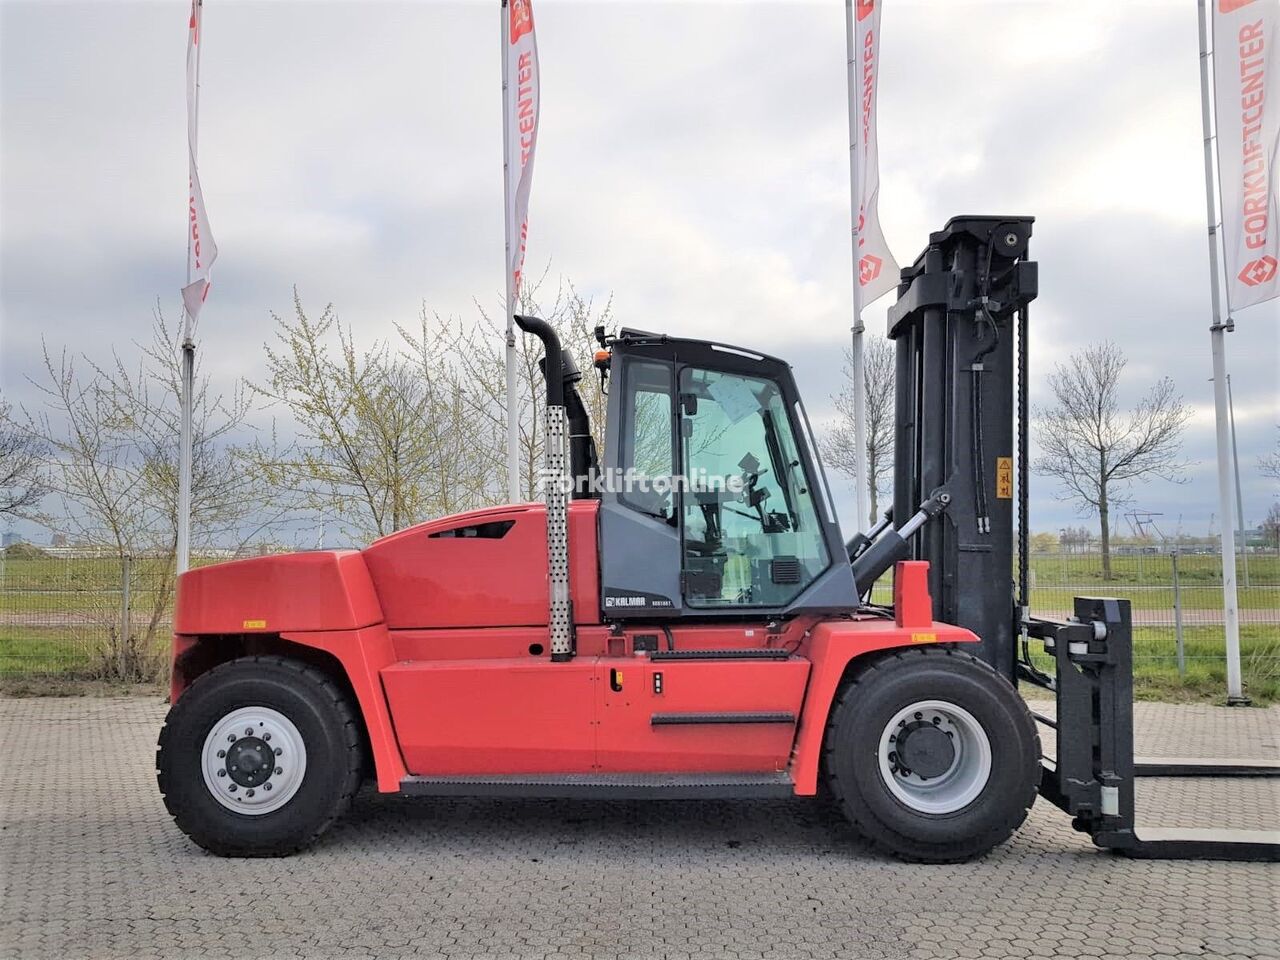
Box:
(400, 771, 795, 799)
(648, 648, 792, 661)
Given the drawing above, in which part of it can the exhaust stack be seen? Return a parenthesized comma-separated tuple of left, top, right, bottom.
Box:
(514, 315, 575, 661)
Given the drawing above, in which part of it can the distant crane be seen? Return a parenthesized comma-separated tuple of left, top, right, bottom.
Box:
(1125, 510, 1167, 544)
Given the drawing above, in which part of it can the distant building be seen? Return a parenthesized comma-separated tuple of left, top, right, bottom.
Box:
(51, 533, 68, 547)
(1, 532, 22, 548)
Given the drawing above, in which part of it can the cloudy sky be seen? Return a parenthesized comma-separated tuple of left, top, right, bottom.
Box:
(1, 0, 1277, 547)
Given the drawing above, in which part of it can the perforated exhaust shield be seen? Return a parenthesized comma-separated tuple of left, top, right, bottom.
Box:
(544, 404, 574, 659)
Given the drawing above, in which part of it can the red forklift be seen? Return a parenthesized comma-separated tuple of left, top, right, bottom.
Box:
(157, 217, 1279, 862)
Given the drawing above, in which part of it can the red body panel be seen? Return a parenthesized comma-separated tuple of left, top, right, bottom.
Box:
(280, 626, 407, 792)
(894, 561, 933, 629)
(361, 502, 600, 629)
(595, 657, 810, 772)
(381, 658, 598, 774)
(174, 551, 382, 635)
(380, 652, 811, 776)
(788, 616, 979, 795)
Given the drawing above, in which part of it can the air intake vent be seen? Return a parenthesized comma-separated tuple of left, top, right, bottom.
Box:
(430, 520, 515, 539)
(770, 556, 801, 584)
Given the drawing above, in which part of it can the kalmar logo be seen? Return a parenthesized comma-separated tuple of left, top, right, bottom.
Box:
(859, 254, 883, 286)
(1238, 255, 1277, 287)
(510, 0, 533, 44)
(1218, 0, 1259, 13)
(856, 0, 875, 22)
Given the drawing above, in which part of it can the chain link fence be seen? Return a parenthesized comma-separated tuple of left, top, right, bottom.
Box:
(1024, 548, 1280, 698)
(2, 545, 1278, 696)
(0, 549, 239, 682)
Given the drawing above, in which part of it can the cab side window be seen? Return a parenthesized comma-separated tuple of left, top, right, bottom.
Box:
(619, 360, 676, 522)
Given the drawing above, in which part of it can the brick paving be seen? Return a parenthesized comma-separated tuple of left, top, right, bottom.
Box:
(1, 696, 1277, 960)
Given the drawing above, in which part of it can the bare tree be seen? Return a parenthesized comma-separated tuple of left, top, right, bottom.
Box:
(0, 397, 47, 518)
(1033, 342, 1191, 580)
(820, 336, 895, 528)
(1261, 427, 1280, 483)
(1261, 501, 1280, 549)
(251, 291, 490, 541)
(425, 274, 613, 502)
(15, 312, 277, 678)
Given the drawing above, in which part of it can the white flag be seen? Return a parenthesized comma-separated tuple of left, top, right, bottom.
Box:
(506, 0, 539, 298)
(182, 0, 217, 338)
(852, 0, 898, 308)
(1214, 0, 1278, 313)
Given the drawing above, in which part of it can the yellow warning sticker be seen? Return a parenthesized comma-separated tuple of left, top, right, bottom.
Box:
(911, 632, 937, 644)
(242, 619, 267, 629)
(996, 457, 1013, 499)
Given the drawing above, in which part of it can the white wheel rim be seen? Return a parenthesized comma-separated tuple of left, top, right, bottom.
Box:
(877, 699, 992, 815)
(201, 706, 307, 816)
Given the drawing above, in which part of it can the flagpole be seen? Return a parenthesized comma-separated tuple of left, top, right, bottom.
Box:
(845, 0, 869, 530)
(501, 0, 521, 504)
(177, 0, 203, 578)
(1197, 0, 1247, 705)
(1227, 374, 1249, 587)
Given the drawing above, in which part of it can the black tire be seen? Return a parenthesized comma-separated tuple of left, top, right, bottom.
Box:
(156, 655, 362, 857)
(822, 647, 1040, 863)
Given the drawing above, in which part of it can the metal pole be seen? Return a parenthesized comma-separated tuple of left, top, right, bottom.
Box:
(177, 0, 203, 577)
(119, 553, 132, 679)
(844, 0, 869, 529)
(1227, 374, 1249, 587)
(177, 345, 194, 574)
(1172, 548, 1185, 678)
(1197, 0, 1247, 705)
(501, 0, 521, 504)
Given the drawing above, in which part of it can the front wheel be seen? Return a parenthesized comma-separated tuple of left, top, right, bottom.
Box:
(823, 647, 1040, 863)
(156, 655, 362, 857)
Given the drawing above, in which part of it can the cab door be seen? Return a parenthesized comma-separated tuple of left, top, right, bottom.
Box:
(675, 364, 833, 611)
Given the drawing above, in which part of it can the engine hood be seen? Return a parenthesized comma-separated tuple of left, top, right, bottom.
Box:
(174, 550, 383, 635)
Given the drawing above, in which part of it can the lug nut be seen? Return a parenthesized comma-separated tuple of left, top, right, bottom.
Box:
(217, 769, 226, 778)
(274, 767, 282, 775)
(217, 749, 226, 758)
(263, 733, 271, 742)
(229, 785, 237, 792)
(245, 728, 253, 736)
(264, 782, 272, 791)
(274, 748, 282, 756)
(246, 789, 255, 798)
(228, 734, 236, 742)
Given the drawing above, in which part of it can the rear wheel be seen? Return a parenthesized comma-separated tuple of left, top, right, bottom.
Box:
(157, 655, 362, 857)
(823, 647, 1039, 863)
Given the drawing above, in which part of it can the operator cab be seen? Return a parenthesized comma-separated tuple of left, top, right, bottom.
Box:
(595, 329, 856, 619)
